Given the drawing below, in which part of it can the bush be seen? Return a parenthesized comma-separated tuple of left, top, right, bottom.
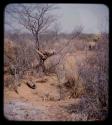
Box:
(44, 52, 86, 99)
(68, 36, 109, 120)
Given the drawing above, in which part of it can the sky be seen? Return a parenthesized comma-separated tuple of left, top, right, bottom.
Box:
(5, 4, 109, 34)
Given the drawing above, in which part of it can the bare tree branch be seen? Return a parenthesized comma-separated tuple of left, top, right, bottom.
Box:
(55, 25, 84, 55)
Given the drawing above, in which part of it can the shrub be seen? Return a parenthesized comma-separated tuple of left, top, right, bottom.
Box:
(44, 52, 86, 99)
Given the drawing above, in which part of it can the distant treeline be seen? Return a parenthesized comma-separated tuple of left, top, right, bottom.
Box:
(5, 30, 108, 43)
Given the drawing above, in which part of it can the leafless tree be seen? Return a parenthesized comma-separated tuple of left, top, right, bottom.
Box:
(19, 5, 56, 48)
(7, 4, 57, 75)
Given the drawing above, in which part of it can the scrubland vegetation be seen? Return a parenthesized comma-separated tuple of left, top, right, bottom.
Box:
(4, 4, 108, 121)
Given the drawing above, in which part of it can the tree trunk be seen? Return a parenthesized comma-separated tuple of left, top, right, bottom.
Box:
(38, 56, 45, 77)
(35, 35, 45, 76)
(36, 35, 40, 50)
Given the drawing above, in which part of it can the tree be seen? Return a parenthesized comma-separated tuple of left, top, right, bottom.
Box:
(55, 25, 84, 55)
(6, 4, 57, 76)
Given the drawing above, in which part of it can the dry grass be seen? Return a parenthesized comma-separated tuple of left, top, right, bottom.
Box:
(4, 34, 108, 121)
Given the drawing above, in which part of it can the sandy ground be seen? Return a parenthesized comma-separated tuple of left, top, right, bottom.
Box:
(4, 74, 88, 121)
(4, 51, 96, 121)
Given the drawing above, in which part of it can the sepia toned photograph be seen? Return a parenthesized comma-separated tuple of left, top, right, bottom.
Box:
(4, 4, 109, 121)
